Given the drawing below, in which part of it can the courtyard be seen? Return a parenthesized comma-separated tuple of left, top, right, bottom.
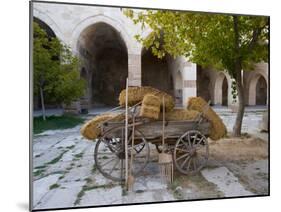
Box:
(32, 107, 268, 210)
(31, 2, 269, 210)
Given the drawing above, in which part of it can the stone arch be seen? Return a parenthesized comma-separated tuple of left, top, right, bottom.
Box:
(214, 72, 231, 106)
(76, 22, 129, 106)
(248, 73, 268, 105)
(71, 15, 135, 55)
(33, 8, 63, 40)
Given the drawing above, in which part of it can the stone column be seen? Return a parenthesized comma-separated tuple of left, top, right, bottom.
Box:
(182, 63, 197, 107)
(128, 54, 141, 86)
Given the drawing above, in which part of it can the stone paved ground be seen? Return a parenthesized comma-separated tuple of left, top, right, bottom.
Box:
(32, 108, 269, 210)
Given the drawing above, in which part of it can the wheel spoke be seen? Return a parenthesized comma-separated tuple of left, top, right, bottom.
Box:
(97, 152, 116, 155)
(187, 133, 191, 147)
(180, 138, 190, 150)
(100, 157, 116, 167)
(192, 133, 198, 146)
(195, 137, 204, 147)
(180, 155, 191, 169)
(109, 159, 120, 175)
(192, 157, 197, 171)
(176, 152, 190, 161)
(186, 157, 192, 171)
(174, 147, 189, 153)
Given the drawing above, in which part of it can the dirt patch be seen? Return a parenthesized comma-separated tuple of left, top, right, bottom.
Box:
(209, 136, 268, 161)
(169, 171, 224, 200)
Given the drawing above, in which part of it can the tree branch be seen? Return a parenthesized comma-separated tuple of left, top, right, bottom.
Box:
(248, 23, 268, 52)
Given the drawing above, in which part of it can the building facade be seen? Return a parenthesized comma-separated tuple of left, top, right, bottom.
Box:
(33, 2, 268, 110)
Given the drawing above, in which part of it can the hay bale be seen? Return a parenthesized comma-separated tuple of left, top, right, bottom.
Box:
(140, 94, 161, 119)
(160, 109, 200, 121)
(80, 113, 124, 140)
(187, 97, 227, 140)
(119, 86, 175, 111)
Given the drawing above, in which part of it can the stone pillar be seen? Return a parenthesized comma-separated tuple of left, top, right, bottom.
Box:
(128, 54, 141, 86)
(182, 63, 197, 107)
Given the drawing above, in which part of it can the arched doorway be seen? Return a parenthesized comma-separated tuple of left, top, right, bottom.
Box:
(214, 72, 229, 106)
(77, 22, 128, 106)
(256, 76, 267, 105)
(197, 66, 211, 103)
(248, 73, 268, 106)
(33, 17, 56, 38)
(141, 48, 173, 94)
(222, 77, 228, 106)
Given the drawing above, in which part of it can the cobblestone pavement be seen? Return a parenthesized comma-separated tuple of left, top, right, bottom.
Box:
(32, 109, 268, 210)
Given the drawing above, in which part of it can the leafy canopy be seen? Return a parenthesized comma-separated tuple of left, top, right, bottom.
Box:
(124, 9, 269, 77)
(33, 22, 85, 106)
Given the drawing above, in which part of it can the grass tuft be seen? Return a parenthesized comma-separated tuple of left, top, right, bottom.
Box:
(33, 115, 85, 134)
(49, 183, 60, 190)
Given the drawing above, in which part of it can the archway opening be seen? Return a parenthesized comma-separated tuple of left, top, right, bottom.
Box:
(256, 76, 267, 105)
(34, 17, 56, 38)
(141, 48, 173, 95)
(77, 22, 128, 106)
(222, 76, 228, 106)
(197, 65, 211, 104)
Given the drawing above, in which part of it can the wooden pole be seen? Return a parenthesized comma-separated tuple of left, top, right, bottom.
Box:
(162, 96, 165, 149)
(125, 78, 129, 187)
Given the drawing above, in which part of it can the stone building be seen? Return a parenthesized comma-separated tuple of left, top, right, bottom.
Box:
(32, 2, 268, 110)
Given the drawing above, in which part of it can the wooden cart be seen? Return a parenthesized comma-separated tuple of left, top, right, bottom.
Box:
(94, 106, 211, 181)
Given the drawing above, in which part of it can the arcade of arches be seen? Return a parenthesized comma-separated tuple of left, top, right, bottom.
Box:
(34, 17, 268, 109)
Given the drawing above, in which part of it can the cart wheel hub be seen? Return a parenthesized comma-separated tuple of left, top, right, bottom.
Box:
(190, 148, 196, 156)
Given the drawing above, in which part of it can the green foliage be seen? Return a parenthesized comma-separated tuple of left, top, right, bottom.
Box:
(231, 80, 238, 103)
(49, 183, 60, 190)
(33, 22, 86, 106)
(33, 115, 85, 134)
(124, 10, 269, 77)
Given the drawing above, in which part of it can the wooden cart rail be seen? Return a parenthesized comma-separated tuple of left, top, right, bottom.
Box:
(101, 119, 210, 141)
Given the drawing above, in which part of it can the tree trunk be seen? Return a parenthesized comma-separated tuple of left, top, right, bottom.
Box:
(232, 15, 245, 137)
(39, 86, 46, 121)
(232, 68, 245, 137)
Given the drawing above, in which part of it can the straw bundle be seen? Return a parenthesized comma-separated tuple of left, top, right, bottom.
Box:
(140, 94, 161, 120)
(187, 97, 227, 140)
(80, 113, 124, 140)
(160, 109, 200, 121)
(119, 86, 175, 111)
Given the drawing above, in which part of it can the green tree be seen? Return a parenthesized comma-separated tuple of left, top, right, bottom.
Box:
(124, 10, 269, 136)
(33, 22, 85, 120)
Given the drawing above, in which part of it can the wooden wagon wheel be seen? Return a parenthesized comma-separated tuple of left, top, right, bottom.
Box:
(173, 130, 209, 175)
(94, 126, 150, 181)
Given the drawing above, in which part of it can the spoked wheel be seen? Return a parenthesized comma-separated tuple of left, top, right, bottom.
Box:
(94, 126, 150, 182)
(173, 130, 209, 175)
